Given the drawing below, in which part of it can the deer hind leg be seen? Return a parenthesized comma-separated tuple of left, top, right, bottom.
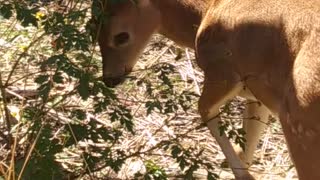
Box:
(236, 90, 270, 166)
(198, 67, 254, 180)
(279, 37, 320, 179)
(280, 90, 320, 180)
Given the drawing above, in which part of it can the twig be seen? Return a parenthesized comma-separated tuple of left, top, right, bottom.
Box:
(4, 32, 45, 87)
(5, 88, 26, 100)
(146, 44, 173, 69)
(185, 48, 200, 95)
(0, 72, 13, 146)
(17, 124, 44, 180)
(6, 71, 41, 87)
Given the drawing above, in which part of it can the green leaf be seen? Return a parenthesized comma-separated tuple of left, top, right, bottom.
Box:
(77, 73, 90, 100)
(15, 4, 39, 27)
(145, 101, 162, 115)
(71, 109, 87, 120)
(178, 157, 188, 171)
(184, 163, 200, 179)
(65, 124, 88, 146)
(144, 160, 167, 180)
(53, 72, 64, 84)
(84, 153, 100, 170)
(35, 75, 49, 84)
(171, 145, 182, 158)
(37, 82, 52, 101)
(110, 106, 134, 132)
(0, 4, 13, 19)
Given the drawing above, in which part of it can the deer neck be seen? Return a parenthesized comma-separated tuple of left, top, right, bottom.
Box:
(151, 0, 210, 48)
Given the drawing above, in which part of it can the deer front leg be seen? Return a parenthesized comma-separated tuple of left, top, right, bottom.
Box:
(199, 73, 255, 180)
(237, 93, 270, 166)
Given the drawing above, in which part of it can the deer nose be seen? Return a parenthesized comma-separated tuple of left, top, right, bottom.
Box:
(103, 77, 125, 88)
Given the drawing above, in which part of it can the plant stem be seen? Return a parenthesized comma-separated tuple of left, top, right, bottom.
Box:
(0, 72, 13, 146)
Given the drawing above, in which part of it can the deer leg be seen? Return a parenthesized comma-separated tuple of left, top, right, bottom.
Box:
(196, 17, 254, 178)
(199, 73, 254, 180)
(237, 95, 270, 166)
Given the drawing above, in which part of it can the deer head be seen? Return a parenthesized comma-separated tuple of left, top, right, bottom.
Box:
(92, 0, 161, 87)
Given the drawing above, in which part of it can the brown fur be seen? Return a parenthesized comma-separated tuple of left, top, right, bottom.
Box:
(95, 0, 320, 179)
(197, 0, 320, 179)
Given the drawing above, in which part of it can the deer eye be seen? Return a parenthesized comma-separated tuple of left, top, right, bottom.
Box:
(113, 32, 130, 47)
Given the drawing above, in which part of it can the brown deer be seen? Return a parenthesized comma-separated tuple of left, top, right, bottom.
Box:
(93, 0, 320, 179)
(195, 0, 320, 179)
(93, 0, 269, 179)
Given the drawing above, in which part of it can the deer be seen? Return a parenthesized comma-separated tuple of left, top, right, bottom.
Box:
(92, 0, 320, 179)
(92, 0, 270, 179)
(195, 0, 320, 179)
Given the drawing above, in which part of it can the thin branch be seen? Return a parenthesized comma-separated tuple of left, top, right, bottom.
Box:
(4, 33, 46, 87)
(0, 72, 13, 146)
